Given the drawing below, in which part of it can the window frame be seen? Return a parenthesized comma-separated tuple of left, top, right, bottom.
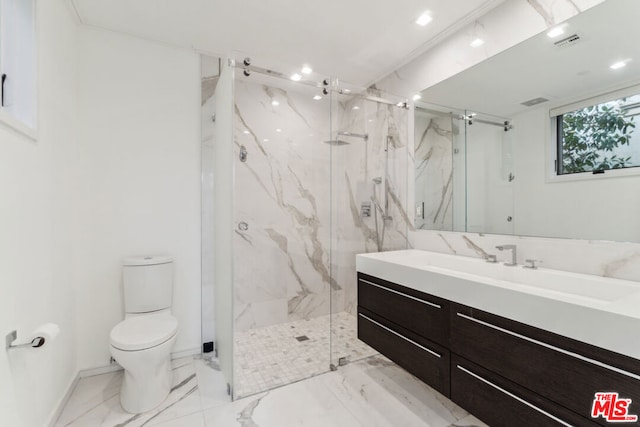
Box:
(548, 84, 640, 183)
(0, 0, 37, 141)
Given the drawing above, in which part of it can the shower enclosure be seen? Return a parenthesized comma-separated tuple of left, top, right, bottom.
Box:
(202, 55, 408, 399)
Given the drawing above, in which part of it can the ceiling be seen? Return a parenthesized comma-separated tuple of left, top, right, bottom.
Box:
(420, 0, 640, 117)
(70, 0, 503, 88)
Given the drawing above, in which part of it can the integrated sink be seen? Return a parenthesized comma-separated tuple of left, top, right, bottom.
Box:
(360, 249, 640, 303)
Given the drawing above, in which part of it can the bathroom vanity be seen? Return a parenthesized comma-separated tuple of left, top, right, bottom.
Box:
(357, 250, 640, 427)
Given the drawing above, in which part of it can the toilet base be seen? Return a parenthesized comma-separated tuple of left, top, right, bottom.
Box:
(111, 335, 176, 414)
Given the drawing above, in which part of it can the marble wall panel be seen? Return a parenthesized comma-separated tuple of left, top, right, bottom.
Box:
(232, 73, 334, 331)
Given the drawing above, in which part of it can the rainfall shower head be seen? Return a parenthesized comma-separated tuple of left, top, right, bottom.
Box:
(323, 131, 369, 145)
(323, 139, 350, 146)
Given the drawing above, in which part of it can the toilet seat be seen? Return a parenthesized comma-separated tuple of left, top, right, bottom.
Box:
(110, 315, 178, 351)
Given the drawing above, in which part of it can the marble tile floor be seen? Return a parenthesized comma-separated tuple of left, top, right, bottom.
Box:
(234, 311, 378, 398)
(55, 354, 488, 427)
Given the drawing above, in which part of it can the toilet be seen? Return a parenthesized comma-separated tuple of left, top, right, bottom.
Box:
(110, 255, 178, 414)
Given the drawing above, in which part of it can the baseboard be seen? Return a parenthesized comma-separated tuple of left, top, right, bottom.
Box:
(172, 347, 201, 359)
(47, 370, 80, 427)
(47, 347, 201, 425)
(79, 363, 123, 379)
(77, 348, 201, 380)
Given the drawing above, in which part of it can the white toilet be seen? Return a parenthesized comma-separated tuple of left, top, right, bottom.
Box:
(110, 255, 178, 414)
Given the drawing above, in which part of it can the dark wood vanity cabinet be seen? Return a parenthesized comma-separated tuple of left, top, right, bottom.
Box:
(357, 273, 449, 346)
(357, 273, 640, 427)
(357, 273, 451, 397)
(451, 304, 640, 426)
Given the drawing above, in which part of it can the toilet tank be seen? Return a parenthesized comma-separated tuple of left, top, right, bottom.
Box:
(123, 255, 174, 314)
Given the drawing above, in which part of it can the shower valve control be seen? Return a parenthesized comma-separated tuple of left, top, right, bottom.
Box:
(238, 222, 249, 231)
(239, 145, 248, 162)
(361, 202, 372, 218)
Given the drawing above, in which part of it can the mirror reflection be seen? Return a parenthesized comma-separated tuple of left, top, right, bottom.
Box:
(415, 0, 640, 243)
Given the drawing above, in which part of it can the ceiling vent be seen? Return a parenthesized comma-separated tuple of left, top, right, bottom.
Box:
(521, 97, 549, 107)
(554, 34, 580, 48)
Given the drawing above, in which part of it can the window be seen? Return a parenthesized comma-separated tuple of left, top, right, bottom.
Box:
(0, 0, 36, 134)
(555, 93, 640, 175)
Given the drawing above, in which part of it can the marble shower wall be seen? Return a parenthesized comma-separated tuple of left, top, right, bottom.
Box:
(232, 71, 334, 332)
(331, 92, 409, 315)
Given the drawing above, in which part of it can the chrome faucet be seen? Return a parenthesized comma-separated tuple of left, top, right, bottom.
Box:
(495, 245, 517, 266)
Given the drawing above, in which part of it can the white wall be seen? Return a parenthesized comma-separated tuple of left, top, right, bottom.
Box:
(0, 1, 79, 426)
(75, 27, 201, 370)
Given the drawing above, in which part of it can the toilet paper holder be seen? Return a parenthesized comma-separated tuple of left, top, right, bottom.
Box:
(5, 330, 46, 350)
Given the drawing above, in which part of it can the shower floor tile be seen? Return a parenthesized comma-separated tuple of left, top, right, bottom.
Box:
(233, 311, 377, 398)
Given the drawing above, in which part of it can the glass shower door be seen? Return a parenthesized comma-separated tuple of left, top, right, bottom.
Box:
(329, 91, 409, 369)
(231, 66, 333, 399)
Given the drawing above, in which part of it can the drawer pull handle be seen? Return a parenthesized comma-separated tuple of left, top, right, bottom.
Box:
(456, 365, 573, 427)
(359, 279, 441, 309)
(457, 312, 640, 381)
(358, 313, 441, 359)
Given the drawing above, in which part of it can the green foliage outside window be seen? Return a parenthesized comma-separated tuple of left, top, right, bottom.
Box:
(560, 101, 636, 174)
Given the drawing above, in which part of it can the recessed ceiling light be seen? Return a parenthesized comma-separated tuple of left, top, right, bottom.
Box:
(271, 100, 280, 106)
(290, 73, 302, 81)
(546, 27, 565, 38)
(416, 11, 432, 26)
(610, 60, 628, 70)
(276, 128, 282, 133)
(301, 66, 313, 75)
(412, 94, 422, 101)
(313, 95, 323, 100)
(470, 38, 485, 48)
(353, 106, 360, 110)
(243, 130, 250, 134)
(263, 138, 269, 142)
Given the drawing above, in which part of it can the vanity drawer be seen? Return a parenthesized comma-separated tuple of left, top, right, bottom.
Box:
(357, 272, 449, 346)
(358, 307, 450, 397)
(452, 354, 600, 427)
(451, 304, 640, 425)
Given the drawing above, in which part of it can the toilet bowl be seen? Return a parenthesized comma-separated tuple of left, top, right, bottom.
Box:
(110, 255, 178, 414)
(110, 312, 178, 413)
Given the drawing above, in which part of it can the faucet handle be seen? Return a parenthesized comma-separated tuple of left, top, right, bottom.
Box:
(485, 254, 497, 263)
(524, 259, 541, 269)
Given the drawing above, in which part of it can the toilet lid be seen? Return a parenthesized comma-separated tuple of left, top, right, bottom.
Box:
(110, 315, 178, 351)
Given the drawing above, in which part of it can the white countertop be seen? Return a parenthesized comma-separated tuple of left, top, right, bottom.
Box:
(357, 250, 640, 359)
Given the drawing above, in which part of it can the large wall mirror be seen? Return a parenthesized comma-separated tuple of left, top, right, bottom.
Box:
(415, 0, 640, 243)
